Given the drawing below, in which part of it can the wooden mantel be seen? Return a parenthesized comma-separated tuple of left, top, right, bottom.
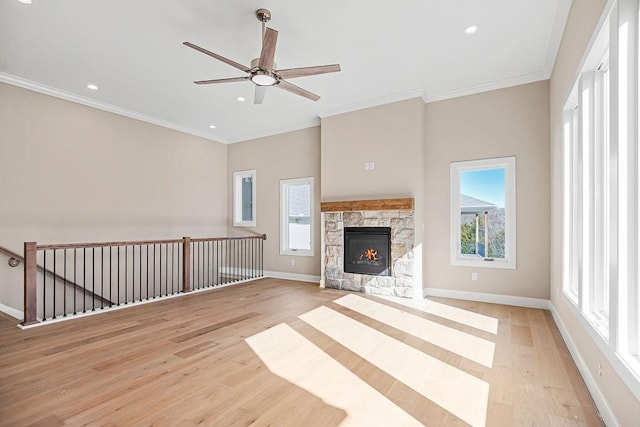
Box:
(320, 198, 414, 212)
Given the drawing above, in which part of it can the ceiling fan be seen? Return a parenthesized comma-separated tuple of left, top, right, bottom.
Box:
(184, 8, 341, 104)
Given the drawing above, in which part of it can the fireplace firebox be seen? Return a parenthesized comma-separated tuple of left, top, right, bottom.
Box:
(344, 227, 391, 276)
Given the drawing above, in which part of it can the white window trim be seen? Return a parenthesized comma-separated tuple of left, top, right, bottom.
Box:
(560, 0, 640, 401)
(450, 157, 516, 269)
(280, 177, 314, 257)
(233, 169, 256, 227)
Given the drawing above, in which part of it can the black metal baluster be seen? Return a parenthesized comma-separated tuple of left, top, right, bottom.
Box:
(74, 248, 77, 315)
(158, 243, 162, 296)
(101, 247, 105, 309)
(170, 243, 174, 294)
(146, 244, 149, 300)
(206, 241, 209, 287)
(43, 251, 47, 320)
(63, 250, 67, 316)
(153, 244, 157, 298)
(235, 239, 238, 282)
(53, 250, 57, 319)
(116, 247, 120, 306)
(124, 245, 128, 304)
(108, 247, 112, 307)
(92, 248, 96, 311)
(139, 245, 142, 301)
(83, 248, 87, 313)
(164, 244, 168, 295)
(131, 246, 134, 301)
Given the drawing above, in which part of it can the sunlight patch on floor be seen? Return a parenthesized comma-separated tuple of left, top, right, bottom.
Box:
(375, 295, 499, 334)
(300, 306, 489, 427)
(245, 323, 422, 426)
(335, 294, 495, 368)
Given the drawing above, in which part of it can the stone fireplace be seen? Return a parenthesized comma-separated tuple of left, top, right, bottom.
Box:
(321, 198, 416, 298)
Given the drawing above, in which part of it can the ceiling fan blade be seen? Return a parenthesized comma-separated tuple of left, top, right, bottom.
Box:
(254, 86, 267, 105)
(183, 42, 250, 72)
(276, 80, 320, 101)
(275, 64, 341, 79)
(194, 76, 249, 85)
(258, 28, 278, 70)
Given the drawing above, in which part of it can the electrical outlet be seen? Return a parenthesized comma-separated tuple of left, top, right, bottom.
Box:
(471, 272, 478, 281)
(290, 259, 295, 266)
(369, 162, 375, 170)
(364, 162, 370, 170)
(598, 362, 603, 377)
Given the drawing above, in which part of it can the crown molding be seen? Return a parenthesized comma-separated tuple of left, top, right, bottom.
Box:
(227, 117, 320, 144)
(316, 88, 428, 119)
(544, 0, 573, 77)
(423, 71, 549, 103)
(0, 72, 228, 144)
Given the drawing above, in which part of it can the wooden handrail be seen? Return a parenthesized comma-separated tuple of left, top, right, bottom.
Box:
(0, 245, 22, 265)
(0, 244, 113, 306)
(36, 234, 267, 250)
(191, 234, 266, 243)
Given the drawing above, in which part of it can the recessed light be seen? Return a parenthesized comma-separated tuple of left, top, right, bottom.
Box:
(86, 83, 98, 90)
(209, 125, 217, 129)
(237, 97, 245, 102)
(17, 0, 32, 4)
(465, 26, 478, 35)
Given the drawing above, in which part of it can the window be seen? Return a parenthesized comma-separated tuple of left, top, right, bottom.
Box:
(562, 0, 640, 397)
(233, 170, 256, 227)
(280, 177, 314, 256)
(450, 157, 516, 269)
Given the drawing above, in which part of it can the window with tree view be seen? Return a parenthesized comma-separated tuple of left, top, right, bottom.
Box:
(450, 157, 516, 269)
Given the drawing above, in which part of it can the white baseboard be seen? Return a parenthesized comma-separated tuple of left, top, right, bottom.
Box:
(549, 304, 618, 427)
(0, 303, 23, 320)
(424, 287, 550, 310)
(264, 270, 321, 284)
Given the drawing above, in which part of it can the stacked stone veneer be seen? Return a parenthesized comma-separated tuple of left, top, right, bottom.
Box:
(323, 209, 415, 297)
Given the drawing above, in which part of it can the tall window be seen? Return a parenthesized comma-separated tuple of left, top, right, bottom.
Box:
(280, 177, 314, 256)
(562, 0, 640, 395)
(233, 170, 256, 227)
(450, 157, 516, 269)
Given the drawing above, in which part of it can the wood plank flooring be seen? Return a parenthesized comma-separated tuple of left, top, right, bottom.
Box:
(0, 278, 602, 426)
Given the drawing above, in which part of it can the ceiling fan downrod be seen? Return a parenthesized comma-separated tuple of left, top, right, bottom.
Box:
(256, 8, 271, 40)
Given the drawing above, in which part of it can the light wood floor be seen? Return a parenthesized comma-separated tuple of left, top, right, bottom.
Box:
(0, 278, 602, 426)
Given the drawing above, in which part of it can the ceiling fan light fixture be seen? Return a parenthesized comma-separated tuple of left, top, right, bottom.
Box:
(251, 72, 277, 86)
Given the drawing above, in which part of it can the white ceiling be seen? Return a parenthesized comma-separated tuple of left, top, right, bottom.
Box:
(0, 0, 571, 143)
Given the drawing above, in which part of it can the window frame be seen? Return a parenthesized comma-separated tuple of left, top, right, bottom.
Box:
(561, 0, 640, 400)
(232, 169, 256, 227)
(450, 156, 516, 269)
(279, 177, 314, 257)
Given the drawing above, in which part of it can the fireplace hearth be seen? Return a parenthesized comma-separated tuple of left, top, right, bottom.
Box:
(344, 227, 391, 276)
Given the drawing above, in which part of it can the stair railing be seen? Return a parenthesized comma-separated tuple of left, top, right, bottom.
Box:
(20, 234, 266, 326)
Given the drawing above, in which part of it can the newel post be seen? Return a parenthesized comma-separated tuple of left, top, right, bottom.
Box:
(182, 237, 191, 293)
(22, 241, 38, 326)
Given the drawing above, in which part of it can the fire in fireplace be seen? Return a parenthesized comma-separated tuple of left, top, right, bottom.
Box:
(344, 227, 391, 276)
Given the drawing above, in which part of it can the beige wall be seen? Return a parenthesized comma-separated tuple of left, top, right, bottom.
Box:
(424, 81, 550, 299)
(320, 98, 426, 295)
(550, 1, 640, 424)
(226, 127, 321, 278)
(0, 82, 227, 312)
